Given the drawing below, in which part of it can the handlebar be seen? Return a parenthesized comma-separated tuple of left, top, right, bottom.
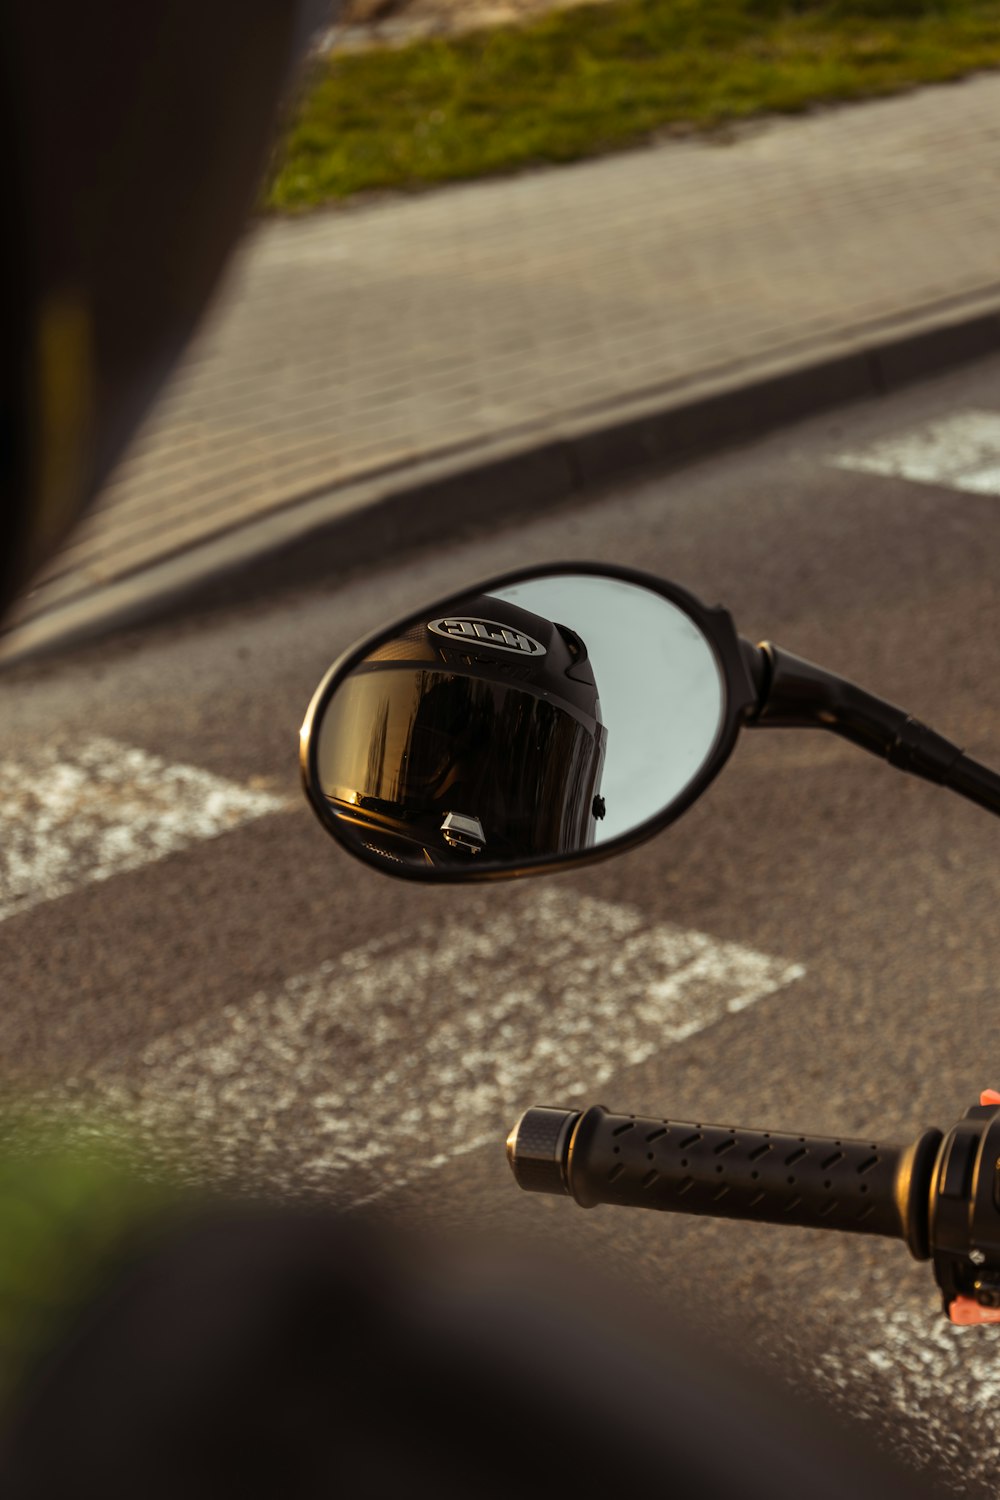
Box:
(506, 1100, 1000, 1319)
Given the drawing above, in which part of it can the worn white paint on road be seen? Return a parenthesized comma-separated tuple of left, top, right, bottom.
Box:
(27, 886, 805, 1199)
(831, 409, 1000, 496)
(815, 1275, 1000, 1492)
(0, 737, 289, 924)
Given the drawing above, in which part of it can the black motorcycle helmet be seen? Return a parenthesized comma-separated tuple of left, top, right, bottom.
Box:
(316, 593, 608, 867)
(0, 0, 326, 621)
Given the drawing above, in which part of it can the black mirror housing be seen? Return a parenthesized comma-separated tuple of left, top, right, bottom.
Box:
(300, 563, 759, 884)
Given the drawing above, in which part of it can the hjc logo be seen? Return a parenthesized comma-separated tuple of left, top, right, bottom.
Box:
(428, 617, 546, 657)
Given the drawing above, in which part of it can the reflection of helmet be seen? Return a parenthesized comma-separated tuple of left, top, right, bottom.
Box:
(317, 594, 607, 867)
(2, 1, 324, 619)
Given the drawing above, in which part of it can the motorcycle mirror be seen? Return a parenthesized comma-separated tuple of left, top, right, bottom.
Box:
(299, 564, 759, 881)
(302, 562, 1000, 883)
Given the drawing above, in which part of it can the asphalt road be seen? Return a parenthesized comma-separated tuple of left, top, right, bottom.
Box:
(4, 354, 1000, 1491)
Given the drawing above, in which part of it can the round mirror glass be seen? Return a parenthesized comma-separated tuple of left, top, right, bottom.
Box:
(308, 572, 729, 875)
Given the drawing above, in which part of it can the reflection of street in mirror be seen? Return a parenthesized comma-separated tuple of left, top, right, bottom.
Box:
(496, 577, 724, 840)
(313, 575, 725, 873)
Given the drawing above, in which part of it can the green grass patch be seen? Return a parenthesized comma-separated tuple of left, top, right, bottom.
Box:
(268, 0, 1000, 209)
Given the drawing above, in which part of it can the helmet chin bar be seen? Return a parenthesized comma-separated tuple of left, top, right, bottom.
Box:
(440, 811, 487, 853)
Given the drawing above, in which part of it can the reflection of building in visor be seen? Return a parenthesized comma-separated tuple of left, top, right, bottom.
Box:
(317, 594, 607, 868)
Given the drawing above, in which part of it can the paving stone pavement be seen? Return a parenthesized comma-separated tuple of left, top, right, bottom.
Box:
(10, 73, 1000, 644)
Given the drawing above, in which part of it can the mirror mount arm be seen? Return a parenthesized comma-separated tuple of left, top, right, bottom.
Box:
(744, 641, 1000, 818)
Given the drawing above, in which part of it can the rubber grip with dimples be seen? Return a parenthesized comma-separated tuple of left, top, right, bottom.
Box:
(550, 1106, 940, 1255)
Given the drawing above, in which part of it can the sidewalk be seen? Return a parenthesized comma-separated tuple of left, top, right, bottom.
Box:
(6, 73, 1000, 662)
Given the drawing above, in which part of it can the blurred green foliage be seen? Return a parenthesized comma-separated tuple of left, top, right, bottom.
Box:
(267, 0, 1000, 208)
(0, 1133, 178, 1410)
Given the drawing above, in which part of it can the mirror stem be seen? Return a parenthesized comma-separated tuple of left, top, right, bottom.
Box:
(744, 641, 1000, 818)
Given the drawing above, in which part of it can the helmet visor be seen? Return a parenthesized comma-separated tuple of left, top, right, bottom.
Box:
(317, 667, 606, 864)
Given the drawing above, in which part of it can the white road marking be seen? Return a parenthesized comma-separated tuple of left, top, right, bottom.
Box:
(816, 1287, 1000, 1487)
(0, 737, 288, 924)
(27, 886, 805, 1199)
(831, 409, 1000, 495)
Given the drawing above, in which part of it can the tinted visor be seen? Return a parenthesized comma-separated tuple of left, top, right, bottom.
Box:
(317, 668, 605, 862)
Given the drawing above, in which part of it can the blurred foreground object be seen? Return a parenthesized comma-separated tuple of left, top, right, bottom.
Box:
(0, 0, 327, 619)
(0, 1151, 937, 1498)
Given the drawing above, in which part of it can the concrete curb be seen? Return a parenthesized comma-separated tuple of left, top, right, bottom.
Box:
(4, 286, 1000, 669)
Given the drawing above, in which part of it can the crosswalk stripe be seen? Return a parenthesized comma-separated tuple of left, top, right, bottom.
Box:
(0, 737, 289, 924)
(28, 885, 805, 1200)
(831, 409, 1000, 496)
(817, 1287, 1000, 1485)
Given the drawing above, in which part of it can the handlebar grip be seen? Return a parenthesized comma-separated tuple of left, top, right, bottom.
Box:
(508, 1105, 941, 1257)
